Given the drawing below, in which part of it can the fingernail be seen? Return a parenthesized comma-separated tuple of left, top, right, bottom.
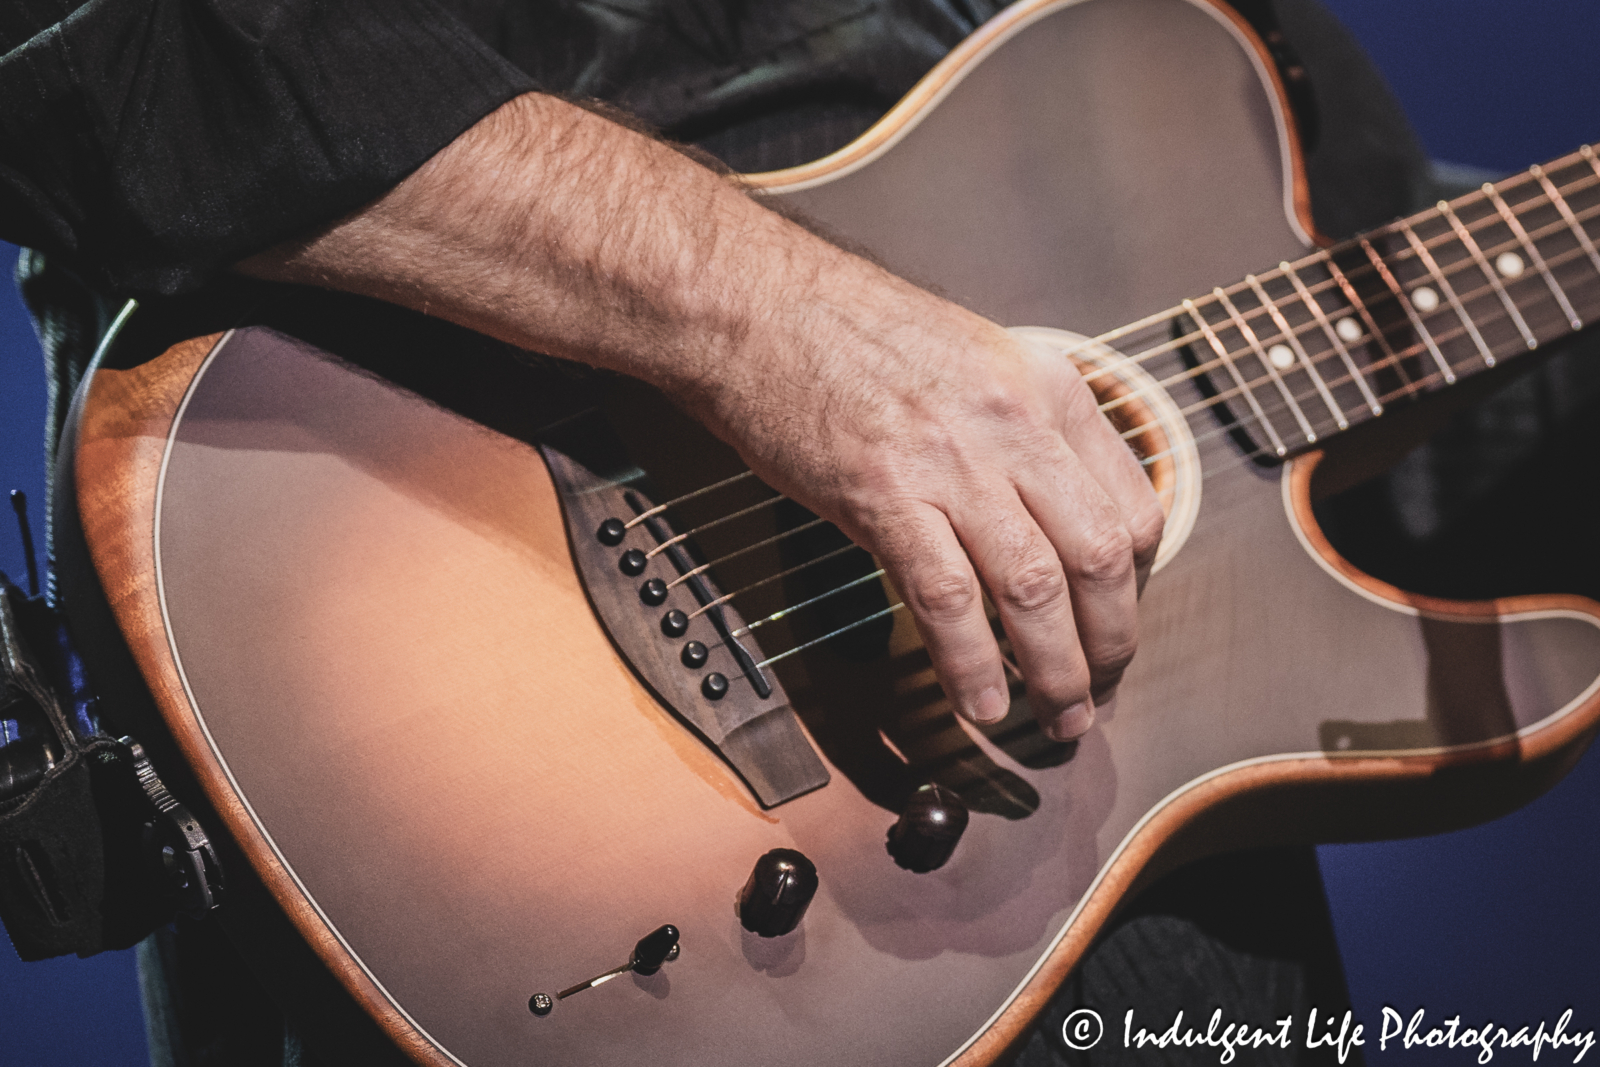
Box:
(1044, 699, 1094, 742)
(967, 687, 1009, 725)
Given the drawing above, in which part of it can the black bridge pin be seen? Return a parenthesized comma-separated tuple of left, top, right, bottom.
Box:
(681, 641, 708, 668)
(661, 609, 688, 637)
(640, 578, 668, 606)
(619, 549, 647, 576)
(596, 518, 626, 546)
(702, 672, 729, 700)
(528, 993, 554, 1017)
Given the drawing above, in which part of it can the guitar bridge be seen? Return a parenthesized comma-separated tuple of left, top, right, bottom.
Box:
(539, 443, 829, 808)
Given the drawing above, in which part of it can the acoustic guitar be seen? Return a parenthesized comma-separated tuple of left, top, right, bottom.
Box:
(59, 0, 1600, 1064)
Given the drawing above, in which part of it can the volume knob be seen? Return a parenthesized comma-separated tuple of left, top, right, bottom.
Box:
(737, 848, 818, 938)
(886, 783, 969, 872)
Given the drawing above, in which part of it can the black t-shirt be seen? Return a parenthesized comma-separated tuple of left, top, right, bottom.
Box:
(0, 0, 1025, 298)
(1, 0, 1428, 301)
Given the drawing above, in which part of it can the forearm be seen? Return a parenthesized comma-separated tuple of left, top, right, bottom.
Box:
(238, 92, 959, 424)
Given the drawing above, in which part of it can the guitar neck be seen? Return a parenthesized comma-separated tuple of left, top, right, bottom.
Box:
(1114, 142, 1600, 458)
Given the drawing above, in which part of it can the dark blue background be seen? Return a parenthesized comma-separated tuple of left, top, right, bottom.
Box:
(2, 2, 1598, 1063)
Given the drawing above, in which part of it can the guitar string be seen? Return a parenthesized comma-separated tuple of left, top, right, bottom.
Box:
(1077, 152, 1600, 392)
(643, 491, 789, 561)
(593, 156, 1600, 667)
(621, 225, 1600, 663)
(1083, 151, 1600, 367)
(1111, 193, 1600, 424)
(1062, 184, 1600, 466)
(624, 157, 1600, 536)
(664, 516, 831, 592)
(668, 254, 1600, 672)
(609, 155, 1600, 534)
(1090, 171, 1600, 431)
(701, 334, 1499, 678)
(1126, 250, 1600, 475)
(685, 543, 866, 622)
(1118, 233, 1600, 460)
(1055, 163, 1600, 442)
(622, 469, 756, 528)
(641, 213, 1600, 584)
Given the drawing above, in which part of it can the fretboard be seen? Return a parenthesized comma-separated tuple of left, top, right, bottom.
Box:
(1112, 143, 1600, 459)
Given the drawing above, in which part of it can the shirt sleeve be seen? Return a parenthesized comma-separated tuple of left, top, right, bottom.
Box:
(0, 0, 537, 297)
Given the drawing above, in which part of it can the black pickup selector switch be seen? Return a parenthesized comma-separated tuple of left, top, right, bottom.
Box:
(630, 924, 680, 976)
(737, 848, 818, 937)
(529, 923, 682, 1016)
(886, 784, 969, 873)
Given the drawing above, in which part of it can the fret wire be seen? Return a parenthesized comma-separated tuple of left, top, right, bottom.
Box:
(1128, 268, 1571, 453)
(1083, 166, 1600, 392)
(1126, 241, 1600, 467)
(1182, 298, 1288, 456)
(1484, 183, 1584, 330)
(1279, 261, 1384, 415)
(1245, 274, 1347, 429)
(1085, 160, 1600, 432)
(1109, 195, 1600, 428)
(1319, 252, 1417, 394)
(1437, 201, 1539, 349)
(1396, 221, 1497, 368)
(1530, 164, 1600, 279)
(1111, 226, 1600, 460)
(1211, 287, 1319, 442)
(1116, 308, 1489, 457)
(1122, 249, 1588, 451)
(1131, 246, 1598, 471)
(1083, 155, 1600, 386)
(676, 153, 1600, 537)
(1357, 237, 1456, 384)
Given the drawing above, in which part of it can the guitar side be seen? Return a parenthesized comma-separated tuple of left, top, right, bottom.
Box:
(62, 1, 1600, 1065)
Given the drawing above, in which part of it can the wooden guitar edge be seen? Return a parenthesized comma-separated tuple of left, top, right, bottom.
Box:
(742, 0, 1326, 247)
(74, 334, 458, 1067)
(954, 454, 1600, 1067)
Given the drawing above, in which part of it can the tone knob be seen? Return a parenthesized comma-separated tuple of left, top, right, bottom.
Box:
(737, 848, 817, 937)
(886, 783, 969, 872)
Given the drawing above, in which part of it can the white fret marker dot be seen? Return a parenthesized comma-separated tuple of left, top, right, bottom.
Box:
(1335, 316, 1362, 343)
(1267, 344, 1295, 370)
(1410, 286, 1440, 313)
(1496, 251, 1526, 279)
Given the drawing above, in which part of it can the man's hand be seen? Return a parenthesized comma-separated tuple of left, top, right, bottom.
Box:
(240, 93, 1164, 741)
